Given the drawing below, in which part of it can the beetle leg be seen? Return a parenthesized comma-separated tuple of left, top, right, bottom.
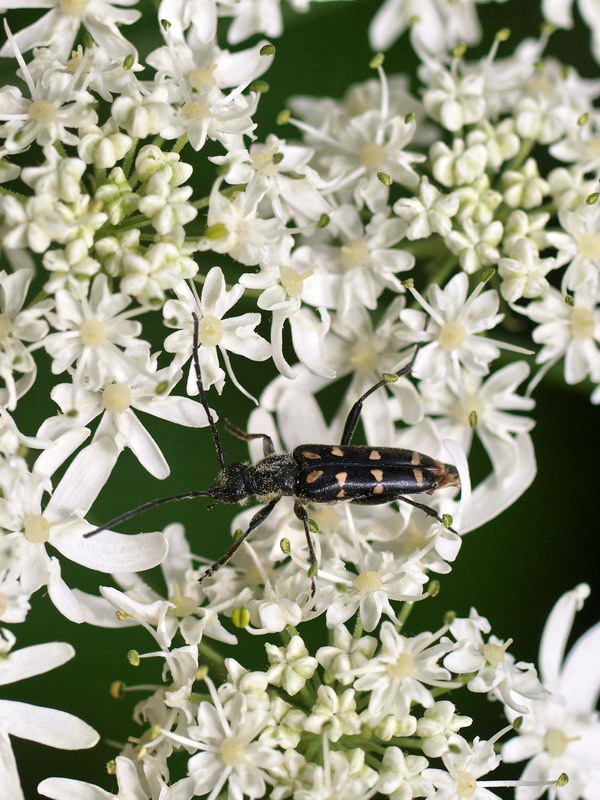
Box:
(198, 496, 281, 584)
(340, 325, 428, 447)
(293, 501, 318, 596)
(192, 313, 226, 470)
(223, 418, 275, 457)
(397, 495, 458, 534)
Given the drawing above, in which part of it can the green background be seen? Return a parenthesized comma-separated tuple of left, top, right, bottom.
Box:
(2, 0, 599, 796)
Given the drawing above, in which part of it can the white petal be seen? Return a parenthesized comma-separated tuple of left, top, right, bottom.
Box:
(539, 583, 590, 690)
(38, 776, 111, 800)
(0, 700, 98, 748)
(560, 620, 600, 712)
(123, 413, 169, 479)
(0, 642, 74, 687)
(0, 730, 24, 800)
(70, 590, 140, 628)
(134, 395, 208, 427)
(52, 527, 169, 573)
(34, 427, 91, 479)
(47, 560, 86, 623)
(46, 438, 120, 520)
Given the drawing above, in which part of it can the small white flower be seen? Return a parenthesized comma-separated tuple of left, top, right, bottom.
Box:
(265, 635, 318, 696)
(498, 237, 557, 302)
(164, 271, 271, 397)
(303, 685, 361, 742)
(416, 701, 473, 758)
(394, 177, 460, 240)
(353, 621, 456, 719)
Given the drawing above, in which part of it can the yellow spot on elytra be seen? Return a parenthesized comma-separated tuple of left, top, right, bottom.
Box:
(370, 469, 383, 482)
(331, 446, 344, 456)
(335, 472, 347, 487)
(336, 489, 345, 498)
(302, 451, 321, 459)
(411, 451, 421, 465)
(413, 469, 424, 487)
(306, 470, 323, 483)
(369, 450, 381, 460)
(372, 484, 384, 494)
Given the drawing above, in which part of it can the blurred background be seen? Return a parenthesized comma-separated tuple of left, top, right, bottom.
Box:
(1, 0, 598, 795)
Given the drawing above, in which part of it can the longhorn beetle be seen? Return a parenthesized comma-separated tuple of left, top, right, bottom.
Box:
(84, 314, 460, 586)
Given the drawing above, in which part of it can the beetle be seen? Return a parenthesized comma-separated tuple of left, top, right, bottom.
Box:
(84, 314, 460, 586)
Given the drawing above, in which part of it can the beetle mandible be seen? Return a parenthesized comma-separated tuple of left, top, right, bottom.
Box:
(85, 313, 460, 585)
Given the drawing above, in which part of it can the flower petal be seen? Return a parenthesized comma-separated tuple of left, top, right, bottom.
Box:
(0, 642, 74, 687)
(0, 730, 24, 800)
(52, 528, 169, 573)
(539, 583, 590, 690)
(38, 776, 111, 800)
(0, 700, 98, 749)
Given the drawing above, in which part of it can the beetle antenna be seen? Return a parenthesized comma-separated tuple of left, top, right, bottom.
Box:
(83, 489, 214, 538)
(192, 312, 226, 470)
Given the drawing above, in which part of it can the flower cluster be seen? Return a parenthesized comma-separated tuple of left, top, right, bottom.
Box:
(0, 0, 598, 796)
(38, 584, 599, 800)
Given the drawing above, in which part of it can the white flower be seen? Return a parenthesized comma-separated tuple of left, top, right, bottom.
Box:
(423, 735, 503, 800)
(199, 175, 293, 266)
(111, 84, 174, 139)
(547, 202, 600, 292)
(498, 237, 557, 302)
(416, 701, 473, 758)
(524, 287, 600, 387)
(377, 746, 433, 799)
(394, 177, 460, 240)
(0, 269, 50, 410)
(502, 583, 600, 800)
(353, 621, 456, 719)
(502, 158, 549, 209)
(316, 624, 377, 686)
(44, 274, 146, 390)
(0, 632, 98, 800)
(303, 685, 361, 742)
(0, 0, 139, 59)
(399, 273, 505, 383)
(164, 270, 271, 397)
(423, 64, 486, 132)
(0, 41, 96, 153)
(444, 608, 547, 712)
(265, 635, 318, 695)
(322, 550, 427, 632)
(182, 688, 282, 799)
(430, 139, 488, 188)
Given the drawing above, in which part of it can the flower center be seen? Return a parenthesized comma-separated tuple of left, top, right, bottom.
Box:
(102, 383, 131, 414)
(188, 67, 216, 90)
(482, 638, 512, 667)
(350, 340, 378, 372)
(387, 652, 414, 680)
(353, 570, 382, 593)
(0, 313, 13, 345)
(360, 142, 385, 169)
(168, 584, 197, 617)
(28, 100, 58, 124)
(58, 0, 90, 16)
(80, 319, 107, 348)
(439, 321, 466, 351)
(570, 307, 594, 340)
(577, 233, 600, 261)
(23, 514, 50, 544)
(341, 240, 370, 270)
(456, 771, 477, 798)
(197, 314, 223, 346)
(280, 266, 312, 298)
(220, 736, 246, 766)
(544, 728, 569, 758)
(181, 101, 210, 120)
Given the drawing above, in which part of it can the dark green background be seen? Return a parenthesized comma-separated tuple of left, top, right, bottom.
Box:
(2, 0, 598, 796)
